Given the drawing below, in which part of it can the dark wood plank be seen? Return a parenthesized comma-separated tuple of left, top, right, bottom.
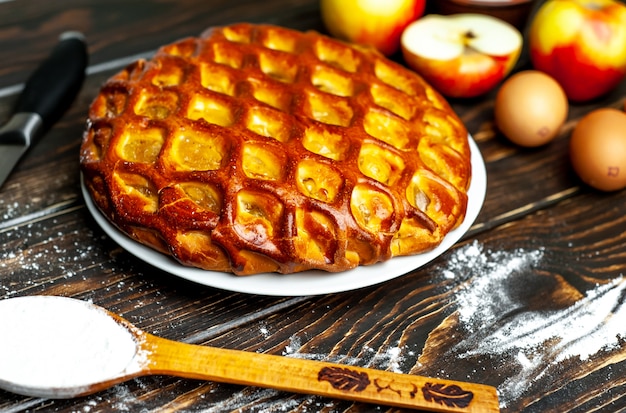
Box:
(0, 0, 323, 86)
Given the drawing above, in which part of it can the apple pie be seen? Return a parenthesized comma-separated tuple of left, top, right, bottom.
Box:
(80, 23, 472, 275)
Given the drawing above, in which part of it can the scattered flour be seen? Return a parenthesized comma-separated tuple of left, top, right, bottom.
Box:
(259, 324, 270, 339)
(444, 241, 544, 332)
(0, 224, 109, 295)
(0, 200, 31, 221)
(282, 335, 302, 356)
(431, 240, 626, 409)
(281, 335, 408, 373)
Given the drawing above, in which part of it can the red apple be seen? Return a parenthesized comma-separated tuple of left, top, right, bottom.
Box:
(529, 0, 626, 102)
(320, 0, 426, 56)
(401, 13, 523, 98)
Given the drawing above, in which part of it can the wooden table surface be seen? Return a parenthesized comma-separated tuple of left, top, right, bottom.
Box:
(1, 0, 626, 412)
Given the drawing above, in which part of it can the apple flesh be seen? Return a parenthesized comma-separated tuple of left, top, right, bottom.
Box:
(401, 14, 523, 98)
(320, 0, 425, 56)
(529, 0, 626, 102)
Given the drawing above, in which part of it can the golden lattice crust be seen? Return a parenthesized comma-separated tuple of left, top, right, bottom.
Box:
(80, 23, 471, 275)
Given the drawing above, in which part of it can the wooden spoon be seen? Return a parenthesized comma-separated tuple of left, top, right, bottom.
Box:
(0, 296, 499, 412)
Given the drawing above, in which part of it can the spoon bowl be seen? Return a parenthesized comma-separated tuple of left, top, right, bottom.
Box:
(0, 296, 499, 412)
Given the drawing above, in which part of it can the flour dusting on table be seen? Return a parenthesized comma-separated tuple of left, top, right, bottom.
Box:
(441, 240, 544, 332)
(428, 241, 626, 409)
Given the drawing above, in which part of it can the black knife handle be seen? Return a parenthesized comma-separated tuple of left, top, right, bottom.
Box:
(14, 31, 88, 137)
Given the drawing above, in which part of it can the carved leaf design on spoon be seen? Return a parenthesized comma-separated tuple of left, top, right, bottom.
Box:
(318, 366, 370, 392)
(422, 382, 474, 408)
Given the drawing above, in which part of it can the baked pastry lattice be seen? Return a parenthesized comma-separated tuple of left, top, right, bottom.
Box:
(80, 23, 472, 275)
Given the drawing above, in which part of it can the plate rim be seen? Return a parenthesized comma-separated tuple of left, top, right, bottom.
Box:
(82, 135, 486, 296)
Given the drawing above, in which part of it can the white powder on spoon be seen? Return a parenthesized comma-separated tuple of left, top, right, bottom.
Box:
(0, 295, 140, 398)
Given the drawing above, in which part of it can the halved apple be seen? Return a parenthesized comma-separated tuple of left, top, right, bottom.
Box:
(401, 13, 523, 98)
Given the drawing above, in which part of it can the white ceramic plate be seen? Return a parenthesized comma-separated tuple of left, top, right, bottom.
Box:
(82, 136, 486, 296)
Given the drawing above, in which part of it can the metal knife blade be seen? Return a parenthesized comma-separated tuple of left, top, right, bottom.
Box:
(0, 31, 88, 189)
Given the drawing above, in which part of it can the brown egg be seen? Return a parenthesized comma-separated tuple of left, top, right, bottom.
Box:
(494, 70, 568, 147)
(570, 108, 626, 192)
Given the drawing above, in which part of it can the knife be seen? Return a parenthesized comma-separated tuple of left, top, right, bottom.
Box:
(0, 31, 88, 189)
